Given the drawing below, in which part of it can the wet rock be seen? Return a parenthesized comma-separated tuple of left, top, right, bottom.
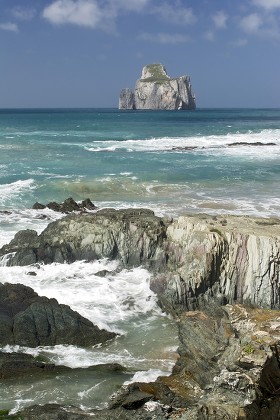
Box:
(227, 141, 276, 147)
(0, 351, 126, 380)
(0, 283, 116, 347)
(0, 352, 66, 379)
(0, 208, 167, 269)
(15, 403, 173, 420)
(32, 197, 96, 213)
(0, 212, 279, 310)
(13, 404, 95, 419)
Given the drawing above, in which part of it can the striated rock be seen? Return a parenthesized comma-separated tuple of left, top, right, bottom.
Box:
(151, 213, 280, 311)
(0, 283, 115, 347)
(119, 63, 196, 110)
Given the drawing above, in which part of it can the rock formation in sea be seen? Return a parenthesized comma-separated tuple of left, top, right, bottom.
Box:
(119, 63, 196, 110)
(1, 208, 280, 419)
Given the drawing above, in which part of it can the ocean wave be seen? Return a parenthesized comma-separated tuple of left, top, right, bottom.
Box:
(0, 261, 161, 333)
(83, 129, 280, 158)
(0, 179, 36, 206)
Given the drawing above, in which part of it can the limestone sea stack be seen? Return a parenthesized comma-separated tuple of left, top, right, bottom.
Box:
(119, 63, 196, 110)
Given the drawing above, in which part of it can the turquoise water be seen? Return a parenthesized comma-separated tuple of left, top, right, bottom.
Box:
(0, 108, 279, 412)
(0, 108, 279, 215)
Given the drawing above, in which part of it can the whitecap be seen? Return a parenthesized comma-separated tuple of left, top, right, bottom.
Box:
(0, 179, 36, 206)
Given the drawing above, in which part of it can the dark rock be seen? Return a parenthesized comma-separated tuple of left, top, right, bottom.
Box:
(227, 141, 276, 147)
(80, 198, 96, 210)
(0, 351, 126, 380)
(14, 404, 95, 420)
(95, 269, 111, 277)
(0, 283, 116, 347)
(32, 198, 96, 214)
(16, 403, 173, 420)
(32, 202, 46, 210)
(0, 352, 64, 379)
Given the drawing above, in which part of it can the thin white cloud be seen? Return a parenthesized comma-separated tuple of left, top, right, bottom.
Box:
(12, 7, 36, 21)
(240, 13, 263, 33)
(0, 22, 18, 32)
(42, 0, 151, 30)
(252, 0, 280, 10)
(240, 12, 280, 38)
(152, 2, 196, 25)
(231, 38, 248, 47)
(42, 0, 103, 28)
(204, 30, 215, 41)
(110, 0, 150, 13)
(139, 32, 191, 44)
(212, 11, 228, 29)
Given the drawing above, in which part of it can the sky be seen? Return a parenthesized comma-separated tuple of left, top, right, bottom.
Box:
(0, 0, 280, 108)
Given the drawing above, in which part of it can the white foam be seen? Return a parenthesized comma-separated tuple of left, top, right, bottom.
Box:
(83, 129, 280, 159)
(124, 368, 168, 385)
(0, 207, 63, 247)
(0, 179, 36, 206)
(0, 261, 160, 332)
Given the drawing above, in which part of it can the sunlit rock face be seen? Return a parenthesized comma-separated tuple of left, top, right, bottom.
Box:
(119, 63, 196, 110)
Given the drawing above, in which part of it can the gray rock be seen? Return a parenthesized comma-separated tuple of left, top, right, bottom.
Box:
(0, 283, 116, 347)
(119, 88, 135, 109)
(0, 208, 167, 269)
(119, 63, 196, 110)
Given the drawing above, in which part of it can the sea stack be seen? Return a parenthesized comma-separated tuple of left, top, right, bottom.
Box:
(119, 63, 196, 110)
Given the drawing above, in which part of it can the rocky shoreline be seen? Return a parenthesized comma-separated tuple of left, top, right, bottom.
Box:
(0, 204, 279, 419)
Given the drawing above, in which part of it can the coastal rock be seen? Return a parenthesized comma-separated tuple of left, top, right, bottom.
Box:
(1, 211, 279, 310)
(102, 305, 280, 419)
(0, 283, 115, 347)
(32, 197, 96, 213)
(119, 88, 135, 110)
(0, 208, 167, 269)
(151, 214, 280, 311)
(0, 350, 125, 380)
(0, 352, 65, 379)
(1, 209, 280, 419)
(119, 63, 196, 110)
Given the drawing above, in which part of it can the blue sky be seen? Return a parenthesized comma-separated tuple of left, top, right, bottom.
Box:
(0, 0, 280, 108)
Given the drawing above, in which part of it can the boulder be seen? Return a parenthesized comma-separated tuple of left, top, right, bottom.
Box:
(0, 283, 115, 347)
(119, 63, 196, 110)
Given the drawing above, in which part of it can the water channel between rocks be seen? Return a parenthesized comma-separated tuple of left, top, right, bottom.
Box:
(0, 259, 179, 413)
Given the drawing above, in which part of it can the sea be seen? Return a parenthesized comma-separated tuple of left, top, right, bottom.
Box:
(0, 108, 280, 413)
